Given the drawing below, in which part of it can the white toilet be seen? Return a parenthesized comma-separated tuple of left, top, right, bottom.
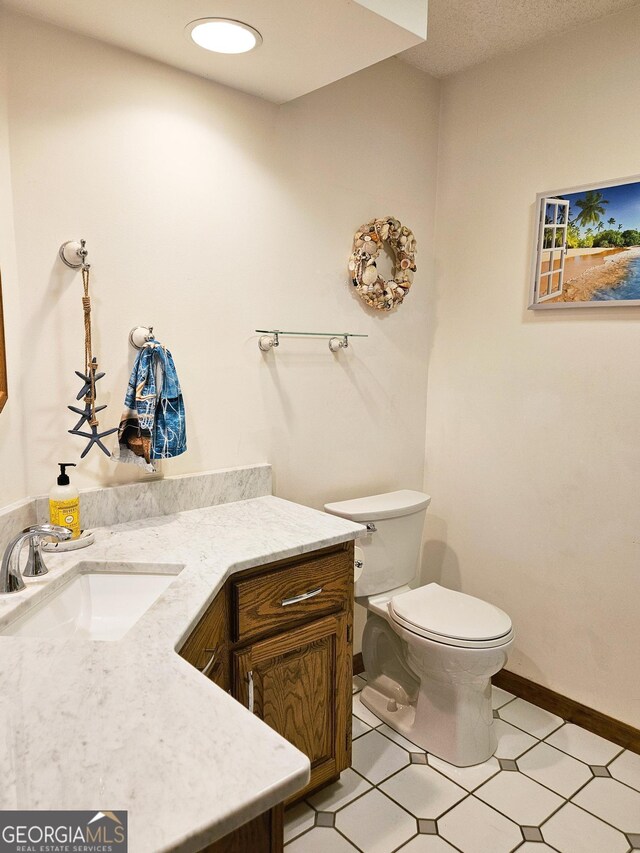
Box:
(324, 490, 513, 767)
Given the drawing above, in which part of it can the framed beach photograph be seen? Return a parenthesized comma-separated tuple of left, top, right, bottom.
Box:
(529, 174, 640, 309)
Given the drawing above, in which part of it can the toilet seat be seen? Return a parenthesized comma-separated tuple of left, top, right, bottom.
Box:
(389, 583, 513, 649)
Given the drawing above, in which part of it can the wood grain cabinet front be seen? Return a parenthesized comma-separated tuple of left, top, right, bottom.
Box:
(231, 549, 352, 643)
(233, 611, 351, 802)
(179, 588, 229, 691)
(179, 540, 355, 850)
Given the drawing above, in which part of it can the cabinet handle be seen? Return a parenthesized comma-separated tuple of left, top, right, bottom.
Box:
(247, 670, 254, 714)
(280, 587, 323, 607)
(197, 648, 218, 678)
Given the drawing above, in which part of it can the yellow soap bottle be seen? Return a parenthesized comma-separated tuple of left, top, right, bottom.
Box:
(49, 462, 81, 539)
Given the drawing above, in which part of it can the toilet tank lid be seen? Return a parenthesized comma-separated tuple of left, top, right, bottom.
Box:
(324, 490, 431, 521)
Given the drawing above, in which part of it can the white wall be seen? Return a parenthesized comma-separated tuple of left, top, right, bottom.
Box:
(2, 12, 440, 515)
(425, 6, 640, 725)
(0, 20, 27, 507)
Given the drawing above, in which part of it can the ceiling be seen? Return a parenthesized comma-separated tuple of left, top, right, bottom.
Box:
(0, 0, 425, 104)
(5, 0, 637, 99)
(399, 0, 640, 78)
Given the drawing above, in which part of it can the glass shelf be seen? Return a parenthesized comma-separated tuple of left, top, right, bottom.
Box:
(255, 329, 368, 352)
(255, 330, 368, 337)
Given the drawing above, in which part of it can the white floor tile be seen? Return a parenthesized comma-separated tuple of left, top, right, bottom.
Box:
(352, 715, 372, 740)
(307, 767, 372, 812)
(353, 693, 383, 728)
(286, 826, 358, 852)
(491, 686, 515, 710)
(572, 777, 640, 833)
(351, 729, 410, 784)
(284, 801, 315, 844)
(399, 837, 459, 852)
(517, 741, 593, 798)
(353, 675, 366, 693)
(498, 698, 563, 739)
(335, 788, 417, 853)
(475, 770, 563, 825)
(428, 754, 500, 791)
(438, 796, 522, 853)
(493, 719, 538, 759)
(379, 764, 466, 819)
(541, 802, 629, 853)
(377, 723, 424, 753)
(609, 749, 640, 793)
(545, 723, 623, 766)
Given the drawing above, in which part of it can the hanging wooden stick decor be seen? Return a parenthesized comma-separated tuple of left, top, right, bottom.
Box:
(65, 249, 117, 458)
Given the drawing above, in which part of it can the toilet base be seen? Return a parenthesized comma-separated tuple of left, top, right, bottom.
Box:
(360, 672, 497, 767)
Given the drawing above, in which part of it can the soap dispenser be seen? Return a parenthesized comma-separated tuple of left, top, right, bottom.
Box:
(49, 463, 80, 539)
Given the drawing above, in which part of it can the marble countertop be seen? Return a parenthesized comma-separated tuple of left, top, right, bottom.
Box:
(0, 496, 363, 852)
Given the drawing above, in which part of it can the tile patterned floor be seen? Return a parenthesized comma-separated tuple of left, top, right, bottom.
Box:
(284, 674, 640, 853)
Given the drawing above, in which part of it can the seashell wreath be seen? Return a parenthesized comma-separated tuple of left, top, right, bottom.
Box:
(348, 217, 417, 311)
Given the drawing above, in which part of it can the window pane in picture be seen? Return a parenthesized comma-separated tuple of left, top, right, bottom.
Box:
(539, 273, 550, 298)
(554, 229, 565, 248)
(548, 249, 556, 272)
(543, 227, 554, 249)
(545, 203, 556, 224)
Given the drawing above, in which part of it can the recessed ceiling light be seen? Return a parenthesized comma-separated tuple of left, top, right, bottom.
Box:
(186, 18, 262, 54)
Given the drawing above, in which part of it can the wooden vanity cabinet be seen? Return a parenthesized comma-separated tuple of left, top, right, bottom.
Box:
(179, 540, 354, 852)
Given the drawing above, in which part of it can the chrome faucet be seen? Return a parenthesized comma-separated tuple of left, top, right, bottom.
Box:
(0, 524, 72, 594)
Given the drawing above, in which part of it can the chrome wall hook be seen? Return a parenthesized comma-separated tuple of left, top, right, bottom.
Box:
(59, 238, 90, 270)
(129, 325, 155, 350)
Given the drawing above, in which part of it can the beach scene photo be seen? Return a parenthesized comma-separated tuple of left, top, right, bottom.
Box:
(530, 176, 640, 307)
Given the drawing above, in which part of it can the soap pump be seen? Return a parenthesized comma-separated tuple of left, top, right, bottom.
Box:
(49, 463, 80, 539)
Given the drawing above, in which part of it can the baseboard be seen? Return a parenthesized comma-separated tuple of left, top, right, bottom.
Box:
(494, 670, 639, 755)
(352, 655, 639, 755)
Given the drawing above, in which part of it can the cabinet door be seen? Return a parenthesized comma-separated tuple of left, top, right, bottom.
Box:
(233, 612, 351, 801)
(179, 590, 229, 691)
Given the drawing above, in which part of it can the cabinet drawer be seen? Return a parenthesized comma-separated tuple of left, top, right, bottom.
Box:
(232, 548, 352, 643)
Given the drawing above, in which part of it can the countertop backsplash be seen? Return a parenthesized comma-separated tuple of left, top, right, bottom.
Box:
(0, 463, 272, 555)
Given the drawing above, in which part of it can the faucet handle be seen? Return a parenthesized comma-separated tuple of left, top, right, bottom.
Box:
(22, 524, 72, 578)
(23, 538, 48, 578)
(24, 524, 73, 539)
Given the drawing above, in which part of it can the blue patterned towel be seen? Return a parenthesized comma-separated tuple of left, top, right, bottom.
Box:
(114, 340, 186, 471)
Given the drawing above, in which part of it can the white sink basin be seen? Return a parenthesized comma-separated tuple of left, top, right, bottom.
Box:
(2, 571, 178, 641)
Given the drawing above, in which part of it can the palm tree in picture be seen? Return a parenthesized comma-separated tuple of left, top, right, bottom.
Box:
(608, 217, 616, 228)
(596, 221, 604, 232)
(574, 191, 609, 231)
(617, 221, 623, 231)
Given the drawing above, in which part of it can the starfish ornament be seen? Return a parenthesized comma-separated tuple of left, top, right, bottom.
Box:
(75, 358, 105, 400)
(69, 422, 118, 459)
(67, 402, 107, 431)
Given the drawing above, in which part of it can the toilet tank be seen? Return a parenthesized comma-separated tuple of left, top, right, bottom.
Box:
(324, 490, 431, 597)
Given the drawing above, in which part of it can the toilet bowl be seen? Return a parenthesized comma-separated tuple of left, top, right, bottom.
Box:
(325, 490, 514, 767)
